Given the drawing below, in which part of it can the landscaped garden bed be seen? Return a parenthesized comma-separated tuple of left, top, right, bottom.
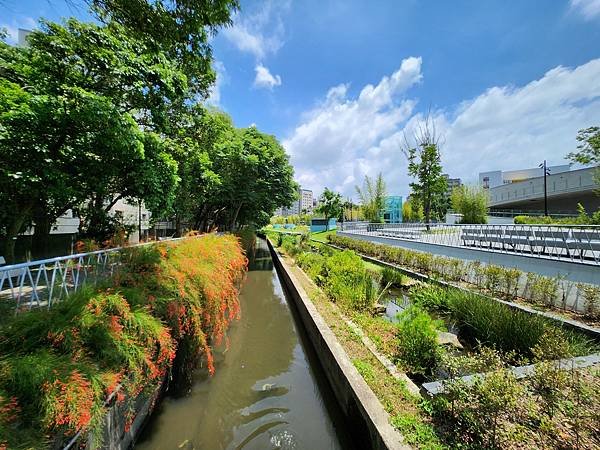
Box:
(0, 235, 247, 449)
(329, 234, 600, 327)
(268, 231, 600, 449)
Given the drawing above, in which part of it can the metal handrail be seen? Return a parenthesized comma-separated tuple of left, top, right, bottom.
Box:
(0, 236, 193, 311)
(338, 222, 600, 265)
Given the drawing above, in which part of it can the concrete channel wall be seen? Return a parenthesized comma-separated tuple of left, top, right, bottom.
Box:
(78, 381, 162, 450)
(337, 231, 600, 286)
(266, 238, 409, 450)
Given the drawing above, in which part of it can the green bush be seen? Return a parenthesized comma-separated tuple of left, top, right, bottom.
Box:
(281, 235, 300, 256)
(322, 250, 373, 311)
(381, 267, 405, 287)
(446, 289, 593, 357)
(450, 185, 488, 224)
(409, 284, 449, 311)
(395, 305, 442, 376)
(328, 235, 600, 318)
(296, 252, 326, 282)
(435, 368, 523, 448)
(514, 203, 600, 225)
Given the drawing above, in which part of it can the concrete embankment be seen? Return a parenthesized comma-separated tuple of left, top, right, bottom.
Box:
(266, 238, 409, 450)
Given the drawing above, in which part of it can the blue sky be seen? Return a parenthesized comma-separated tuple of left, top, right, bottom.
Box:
(2, 0, 600, 199)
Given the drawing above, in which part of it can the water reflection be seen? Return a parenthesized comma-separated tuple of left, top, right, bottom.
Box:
(136, 239, 347, 450)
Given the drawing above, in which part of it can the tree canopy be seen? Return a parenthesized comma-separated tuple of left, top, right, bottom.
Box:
(567, 126, 600, 191)
(451, 185, 488, 224)
(402, 119, 447, 228)
(355, 173, 386, 223)
(0, 2, 296, 261)
(317, 188, 343, 230)
(88, 0, 239, 98)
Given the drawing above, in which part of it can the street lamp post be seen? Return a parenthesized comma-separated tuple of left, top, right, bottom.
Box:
(539, 160, 551, 216)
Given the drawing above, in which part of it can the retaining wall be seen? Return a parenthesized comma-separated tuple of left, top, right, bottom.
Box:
(266, 238, 408, 450)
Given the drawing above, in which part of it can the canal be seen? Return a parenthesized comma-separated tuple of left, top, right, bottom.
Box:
(135, 238, 352, 449)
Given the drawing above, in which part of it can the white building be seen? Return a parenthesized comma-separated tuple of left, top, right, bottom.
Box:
(479, 164, 571, 189)
(443, 174, 462, 198)
(110, 199, 152, 243)
(274, 187, 314, 217)
(299, 189, 314, 214)
(22, 200, 152, 244)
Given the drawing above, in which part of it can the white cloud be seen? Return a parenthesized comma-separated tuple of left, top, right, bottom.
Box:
(284, 57, 600, 201)
(253, 64, 282, 90)
(1, 16, 36, 45)
(442, 59, 600, 184)
(570, 0, 600, 20)
(222, 0, 290, 60)
(283, 57, 422, 196)
(207, 60, 227, 105)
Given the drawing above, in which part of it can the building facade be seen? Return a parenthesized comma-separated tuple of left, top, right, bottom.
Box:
(382, 196, 403, 223)
(443, 174, 462, 198)
(299, 189, 314, 214)
(274, 187, 314, 217)
(479, 164, 571, 190)
(483, 166, 599, 215)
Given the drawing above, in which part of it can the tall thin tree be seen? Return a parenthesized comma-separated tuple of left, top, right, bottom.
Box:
(401, 116, 447, 230)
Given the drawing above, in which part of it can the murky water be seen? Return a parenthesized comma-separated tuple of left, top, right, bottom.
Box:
(136, 239, 351, 450)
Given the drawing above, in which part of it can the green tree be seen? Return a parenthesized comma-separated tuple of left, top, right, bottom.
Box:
(451, 185, 489, 224)
(355, 173, 386, 223)
(89, 0, 239, 98)
(169, 106, 231, 233)
(402, 197, 424, 223)
(402, 120, 447, 229)
(0, 20, 183, 256)
(213, 127, 297, 230)
(317, 188, 343, 231)
(567, 125, 600, 190)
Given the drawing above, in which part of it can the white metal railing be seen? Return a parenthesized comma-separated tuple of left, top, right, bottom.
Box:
(0, 237, 191, 311)
(338, 222, 600, 265)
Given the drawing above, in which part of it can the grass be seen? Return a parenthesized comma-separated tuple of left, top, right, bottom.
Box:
(275, 237, 600, 450)
(310, 229, 337, 243)
(264, 224, 310, 232)
(446, 289, 596, 358)
(274, 239, 445, 449)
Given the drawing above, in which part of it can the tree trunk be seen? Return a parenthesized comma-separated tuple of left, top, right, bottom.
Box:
(230, 202, 243, 231)
(425, 191, 431, 231)
(32, 208, 52, 259)
(3, 203, 33, 264)
(175, 214, 183, 237)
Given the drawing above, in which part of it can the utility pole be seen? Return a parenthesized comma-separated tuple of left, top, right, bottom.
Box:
(138, 200, 142, 243)
(539, 160, 550, 216)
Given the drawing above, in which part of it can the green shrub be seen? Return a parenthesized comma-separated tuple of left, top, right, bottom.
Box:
(409, 284, 449, 311)
(381, 267, 405, 287)
(450, 185, 488, 224)
(514, 203, 600, 225)
(500, 267, 521, 299)
(395, 305, 442, 376)
(322, 250, 373, 311)
(446, 289, 593, 357)
(296, 252, 326, 282)
(482, 264, 503, 295)
(436, 368, 523, 448)
(525, 273, 560, 308)
(281, 235, 300, 256)
(579, 283, 600, 319)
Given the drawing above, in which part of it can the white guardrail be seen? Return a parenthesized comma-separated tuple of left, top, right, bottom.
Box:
(339, 222, 600, 266)
(0, 237, 192, 312)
